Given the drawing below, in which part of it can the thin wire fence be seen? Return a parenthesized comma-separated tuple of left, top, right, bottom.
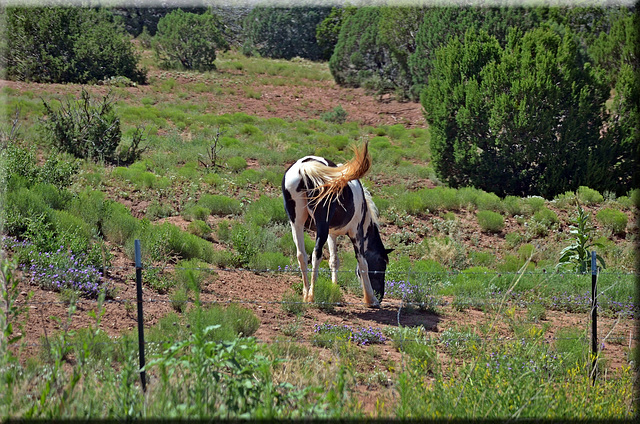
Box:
(9, 261, 639, 353)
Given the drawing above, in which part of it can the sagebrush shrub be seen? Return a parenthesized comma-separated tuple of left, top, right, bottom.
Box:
(576, 186, 603, 205)
(477, 210, 504, 233)
(596, 208, 628, 235)
(532, 207, 559, 226)
(198, 194, 241, 216)
(103, 202, 139, 245)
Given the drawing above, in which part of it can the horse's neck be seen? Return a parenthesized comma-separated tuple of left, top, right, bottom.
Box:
(362, 216, 385, 254)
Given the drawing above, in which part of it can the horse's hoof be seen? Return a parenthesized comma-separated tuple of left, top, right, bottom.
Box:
(367, 302, 380, 309)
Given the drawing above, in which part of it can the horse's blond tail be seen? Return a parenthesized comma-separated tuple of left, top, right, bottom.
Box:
(305, 141, 371, 206)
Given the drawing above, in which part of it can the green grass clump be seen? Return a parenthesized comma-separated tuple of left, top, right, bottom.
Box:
(596, 208, 628, 236)
(182, 204, 210, 222)
(245, 195, 287, 226)
(314, 277, 343, 312)
(227, 156, 248, 172)
(144, 267, 175, 294)
(281, 288, 308, 316)
(474, 191, 502, 212)
(576, 186, 604, 205)
(103, 202, 139, 245)
(175, 258, 216, 293)
(198, 194, 241, 216)
(249, 251, 290, 271)
(187, 220, 211, 239)
(476, 210, 504, 233)
(502, 195, 524, 216)
(532, 207, 559, 226)
(524, 196, 546, 213)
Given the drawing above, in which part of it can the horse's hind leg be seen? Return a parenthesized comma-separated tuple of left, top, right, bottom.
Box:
(328, 234, 340, 285)
(310, 221, 330, 303)
(290, 224, 311, 302)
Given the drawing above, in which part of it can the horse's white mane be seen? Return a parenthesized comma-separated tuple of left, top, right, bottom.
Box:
(363, 186, 380, 226)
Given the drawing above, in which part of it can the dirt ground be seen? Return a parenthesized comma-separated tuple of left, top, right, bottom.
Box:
(3, 67, 637, 415)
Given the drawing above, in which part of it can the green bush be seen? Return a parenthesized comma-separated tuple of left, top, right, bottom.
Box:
(3, 7, 146, 84)
(524, 196, 546, 214)
(576, 186, 604, 205)
(176, 258, 216, 293)
(422, 26, 608, 197)
(474, 191, 502, 212)
(31, 182, 72, 211)
(243, 6, 330, 60)
(476, 210, 504, 233)
(41, 89, 121, 163)
(153, 10, 228, 71)
(596, 208, 628, 235)
(3, 145, 79, 190)
(145, 268, 175, 294)
(4, 187, 53, 236)
(321, 105, 348, 124)
(503, 195, 524, 216)
(145, 200, 174, 220)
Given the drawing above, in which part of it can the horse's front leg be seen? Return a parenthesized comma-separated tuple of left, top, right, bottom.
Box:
(328, 234, 340, 285)
(356, 255, 380, 308)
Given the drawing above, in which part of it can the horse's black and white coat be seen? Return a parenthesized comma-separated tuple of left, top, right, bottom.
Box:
(281, 148, 389, 307)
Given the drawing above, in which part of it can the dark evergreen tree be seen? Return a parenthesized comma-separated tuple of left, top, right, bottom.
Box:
(242, 6, 331, 61)
(3, 7, 146, 84)
(586, 10, 640, 194)
(153, 9, 228, 72)
(422, 25, 609, 198)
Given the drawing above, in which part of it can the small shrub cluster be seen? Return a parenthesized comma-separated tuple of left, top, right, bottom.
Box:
(321, 105, 348, 124)
(41, 89, 146, 164)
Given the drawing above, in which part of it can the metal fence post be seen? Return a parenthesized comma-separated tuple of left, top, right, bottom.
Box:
(135, 239, 147, 392)
(591, 250, 598, 385)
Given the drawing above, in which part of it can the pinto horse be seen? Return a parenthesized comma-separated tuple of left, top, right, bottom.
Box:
(281, 142, 390, 307)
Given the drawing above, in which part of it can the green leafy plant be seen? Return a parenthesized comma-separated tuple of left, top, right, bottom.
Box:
(558, 204, 606, 273)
